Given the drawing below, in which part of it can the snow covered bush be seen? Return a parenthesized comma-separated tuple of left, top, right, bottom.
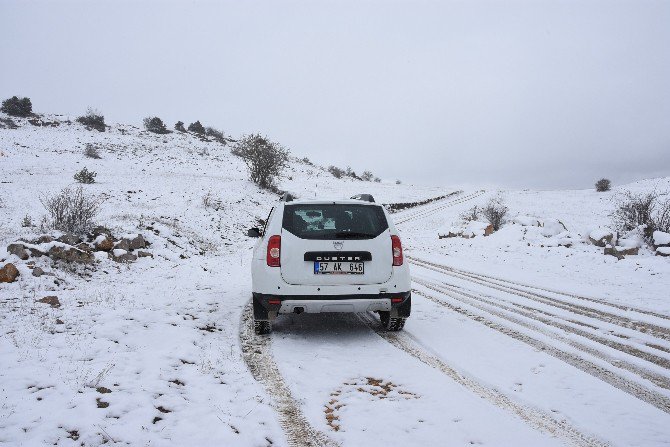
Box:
(143, 116, 170, 134)
(482, 197, 508, 231)
(76, 107, 106, 132)
(611, 191, 670, 242)
(328, 165, 345, 178)
(74, 167, 97, 184)
(40, 186, 104, 235)
(374, 177, 381, 183)
(595, 178, 612, 192)
(84, 143, 102, 159)
(235, 134, 289, 190)
(174, 121, 186, 132)
(0, 117, 18, 129)
(1, 95, 33, 117)
(21, 215, 33, 227)
(361, 170, 374, 181)
(188, 120, 206, 134)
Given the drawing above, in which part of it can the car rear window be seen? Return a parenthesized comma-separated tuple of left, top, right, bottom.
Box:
(282, 204, 388, 240)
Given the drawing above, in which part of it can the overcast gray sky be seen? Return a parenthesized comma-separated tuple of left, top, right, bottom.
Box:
(2, 0, 669, 189)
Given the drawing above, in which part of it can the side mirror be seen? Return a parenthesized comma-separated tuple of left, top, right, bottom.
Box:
(247, 227, 262, 238)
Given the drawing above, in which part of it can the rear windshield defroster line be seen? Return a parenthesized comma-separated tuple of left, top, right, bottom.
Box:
(282, 204, 388, 240)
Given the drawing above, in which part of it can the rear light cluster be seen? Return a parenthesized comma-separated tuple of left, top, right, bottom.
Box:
(391, 297, 404, 303)
(391, 235, 403, 266)
(267, 235, 281, 267)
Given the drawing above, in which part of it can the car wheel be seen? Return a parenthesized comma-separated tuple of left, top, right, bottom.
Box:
(254, 320, 272, 335)
(379, 311, 406, 331)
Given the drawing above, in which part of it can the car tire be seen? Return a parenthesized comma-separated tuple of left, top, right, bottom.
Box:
(254, 320, 272, 335)
(379, 311, 406, 331)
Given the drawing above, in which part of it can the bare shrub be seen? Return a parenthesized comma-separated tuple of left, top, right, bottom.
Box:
(482, 198, 508, 231)
(396, 179, 402, 185)
(76, 108, 106, 132)
(361, 170, 374, 181)
(595, 178, 611, 192)
(40, 187, 104, 235)
(1, 96, 32, 117)
(74, 167, 97, 184)
(373, 177, 381, 183)
(328, 165, 344, 178)
(202, 191, 224, 211)
(84, 144, 102, 159)
(188, 121, 205, 135)
(143, 116, 170, 134)
(302, 157, 313, 165)
(205, 127, 226, 144)
(612, 191, 670, 242)
(235, 134, 289, 190)
(175, 121, 186, 132)
(460, 206, 480, 222)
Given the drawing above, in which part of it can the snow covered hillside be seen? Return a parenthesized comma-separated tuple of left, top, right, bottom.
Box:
(1, 113, 670, 446)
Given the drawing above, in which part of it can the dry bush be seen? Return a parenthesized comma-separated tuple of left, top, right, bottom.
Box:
(373, 177, 381, 183)
(202, 191, 224, 211)
(76, 108, 105, 132)
(40, 187, 104, 235)
(205, 127, 226, 144)
(21, 215, 33, 227)
(460, 206, 480, 222)
(328, 165, 345, 178)
(612, 191, 670, 242)
(596, 178, 612, 192)
(74, 167, 97, 184)
(84, 144, 102, 159)
(482, 198, 508, 230)
(361, 170, 374, 181)
(235, 134, 289, 190)
(175, 121, 186, 132)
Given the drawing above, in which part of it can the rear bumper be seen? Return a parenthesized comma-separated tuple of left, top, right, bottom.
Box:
(252, 291, 411, 320)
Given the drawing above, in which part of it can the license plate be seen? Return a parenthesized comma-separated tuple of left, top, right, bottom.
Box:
(314, 261, 364, 274)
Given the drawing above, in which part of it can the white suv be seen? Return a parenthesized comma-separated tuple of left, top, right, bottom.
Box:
(248, 194, 411, 334)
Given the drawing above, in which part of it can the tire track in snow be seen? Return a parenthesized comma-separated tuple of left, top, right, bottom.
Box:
(414, 276, 670, 392)
(410, 257, 670, 343)
(239, 304, 339, 447)
(410, 256, 670, 325)
(410, 287, 670, 414)
(394, 191, 485, 225)
(357, 312, 608, 447)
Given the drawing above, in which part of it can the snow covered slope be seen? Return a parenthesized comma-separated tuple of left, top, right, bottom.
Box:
(1, 113, 669, 446)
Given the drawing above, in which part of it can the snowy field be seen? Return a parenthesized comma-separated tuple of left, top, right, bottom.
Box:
(1, 114, 669, 446)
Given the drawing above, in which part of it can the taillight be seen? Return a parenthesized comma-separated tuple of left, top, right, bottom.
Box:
(266, 235, 281, 267)
(391, 235, 403, 266)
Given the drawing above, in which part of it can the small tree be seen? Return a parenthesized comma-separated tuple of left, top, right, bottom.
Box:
(74, 167, 97, 184)
(1, 96, 33, 117)
(460, 206, 480, 222)
(175, 121, 186, 132)
(482, 198, 508, 231)
(235, 134, 289, 190)
(143, 116, 170, 134)
(76, 108, 105, 132)
(373, 177, 381, 183)
(188, 121, 205, 134)
(595, 178, 611, 192)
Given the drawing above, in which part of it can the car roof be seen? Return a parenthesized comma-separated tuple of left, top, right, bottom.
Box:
(282, 199, 380, 206)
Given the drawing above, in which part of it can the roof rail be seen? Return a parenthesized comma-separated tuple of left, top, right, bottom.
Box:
(282, 192, 296, 202)
(350, 194, 375, 203)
